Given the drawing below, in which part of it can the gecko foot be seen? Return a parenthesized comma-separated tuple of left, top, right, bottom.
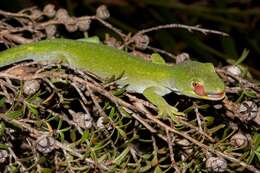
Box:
(158, 104, 185, 120)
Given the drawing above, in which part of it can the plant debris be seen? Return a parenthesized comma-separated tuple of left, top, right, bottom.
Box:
(0, 4, 259, 173)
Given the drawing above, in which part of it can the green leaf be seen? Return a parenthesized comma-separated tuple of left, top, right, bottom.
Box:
(59, 127, 71, 133)
(247, 133, 260, 163)
(117, 127, 127, 138)
(80, 130, 90, 142)
(0, 144, 9, 149)
(27, 104, 39, 116)
(256, 146, 260, 153)
(70, 129, 77, 142)
(140, 161, 152, 172)
(253, 133, 260, 147)
(208, 124, 226, 134)
(0, 122, 5, 137)
(204, 116, 215, 126)
(40, 168, 53, 173)
(118, 107, 131, 118)
(90, 149, 97, 161)
(6, 110, 23, 119)
(97, 153, 108, 163)
(57, 119, 63, 130)
(0, 97, 6, 108)
(154, 166, 163, 173)
(235, 49, 249, 65)
(112, 87, 127, 96)
(113, 147, 130, 165)
(59, 132, 64, 142)
(255, 152, 260, 161)
(108, 106, 116, 117)
(8, 164, 18, 173)
(151, 153, 158, 166)
(244, 89, 257, 98)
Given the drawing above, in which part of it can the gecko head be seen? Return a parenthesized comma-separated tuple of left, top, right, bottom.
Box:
(171, 61, 225, 100)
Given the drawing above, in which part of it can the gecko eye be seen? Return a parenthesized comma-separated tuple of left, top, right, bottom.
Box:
(192, 81, 207, 96)
(192, 81, 199, 88)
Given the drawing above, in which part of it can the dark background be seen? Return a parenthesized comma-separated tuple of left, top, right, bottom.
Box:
(1, 0, 260, 78)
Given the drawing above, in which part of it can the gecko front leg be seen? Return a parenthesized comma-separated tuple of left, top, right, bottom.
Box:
(143, 87, 185, 119)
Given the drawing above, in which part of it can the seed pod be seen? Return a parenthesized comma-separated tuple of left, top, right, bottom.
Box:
(43, 4, 56, 18)
(56, 8, 70, 23)
(0, 150, 8, 163)
(31, 9, 43, 20)
(206, 157, 227, 172)
(238, 101, 258, 122)
(36, 136, 55, 154)
(176, 138, 193, 156)
(176, 139, 190, 147)
(69, 109, 92, 129)
(227, 65, 241, 76)
(133, 34, 150, 49)
(97, 117, 105, 129)
(230, 132, 248, 148)
(96, 5, 110, 19)
(65, 17, 78, 32)
(78, 19, 91, 31)
(23, 80, 41, 95)
(176, 53, 190, 64)
(96, 117, 113, 130)
(45, 25, 57, 38)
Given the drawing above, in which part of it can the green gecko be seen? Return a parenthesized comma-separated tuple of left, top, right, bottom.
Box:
(0, 39, 225, 117)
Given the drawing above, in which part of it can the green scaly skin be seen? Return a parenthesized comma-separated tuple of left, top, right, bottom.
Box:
(0, 39, 225, 117)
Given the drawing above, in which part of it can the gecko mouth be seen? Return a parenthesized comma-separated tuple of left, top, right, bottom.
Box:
(206, 91, 225, 100)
